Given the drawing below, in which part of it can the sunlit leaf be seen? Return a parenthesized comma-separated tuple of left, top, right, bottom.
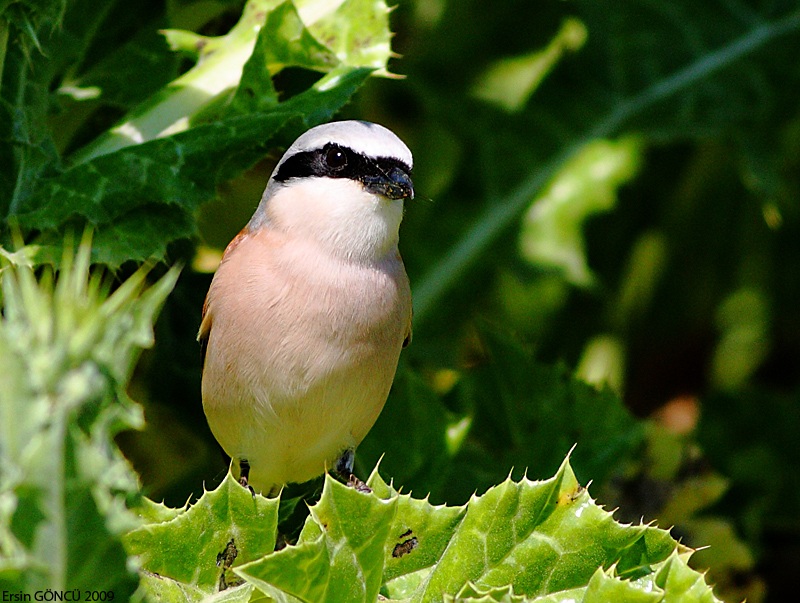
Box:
(126, 473, 279, 597)
(0, 240, 178, 595)
(237, 477, 397, 602)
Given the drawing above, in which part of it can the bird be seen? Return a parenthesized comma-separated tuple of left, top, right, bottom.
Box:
(198, 120, 414, 495)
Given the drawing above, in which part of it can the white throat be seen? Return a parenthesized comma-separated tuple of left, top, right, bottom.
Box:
(252, 178, 405, 263)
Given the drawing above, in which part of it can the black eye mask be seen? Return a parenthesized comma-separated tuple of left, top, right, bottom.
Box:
(274, 143, 412, 188)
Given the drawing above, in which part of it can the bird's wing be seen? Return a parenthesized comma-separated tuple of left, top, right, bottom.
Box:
(198, 227, 251, 368)
(402, 308, 413, 348)
(399, 250, 413, 348)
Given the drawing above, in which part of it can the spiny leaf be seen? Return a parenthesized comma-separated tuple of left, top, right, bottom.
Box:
(236, 477, 397, 603)
(12, 67, 370, 267)
(0, 240, 178, 595)
(4, 0, 396, 268)
(410, 458, 672, 601)
(309, 0, 394, 72)
(367, 468, 466, 584)
(202, 457, 720, 602)
(126, 473, 279, 596)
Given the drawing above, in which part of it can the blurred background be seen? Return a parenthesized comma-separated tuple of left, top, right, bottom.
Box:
(82, 1, 800, 601)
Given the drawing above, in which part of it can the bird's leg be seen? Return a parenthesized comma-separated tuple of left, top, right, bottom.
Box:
(334, 448, 355, 476)
(334, 449, 372, 493)
(239, 458, 255, 495)
(239, 458, 251, 486)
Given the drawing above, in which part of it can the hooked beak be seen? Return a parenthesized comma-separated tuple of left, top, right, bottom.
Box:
(364, 167, 414, 201)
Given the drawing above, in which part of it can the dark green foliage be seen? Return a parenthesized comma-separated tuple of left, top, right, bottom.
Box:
(2, 0, 799, 600)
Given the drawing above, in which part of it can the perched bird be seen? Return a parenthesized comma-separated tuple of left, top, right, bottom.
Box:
(198, 120, 414, 495)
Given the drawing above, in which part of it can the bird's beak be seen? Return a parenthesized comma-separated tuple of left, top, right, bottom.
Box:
(364, 167, 415, 201)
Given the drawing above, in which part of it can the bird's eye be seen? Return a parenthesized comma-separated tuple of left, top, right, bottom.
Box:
(325, 147, 347, 170)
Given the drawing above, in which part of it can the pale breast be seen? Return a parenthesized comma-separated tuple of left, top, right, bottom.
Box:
(202, 228, 410, 422)
(201, 228, 411, 487)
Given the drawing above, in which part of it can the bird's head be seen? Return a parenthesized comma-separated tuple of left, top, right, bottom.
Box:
(250, 121, 414, 262)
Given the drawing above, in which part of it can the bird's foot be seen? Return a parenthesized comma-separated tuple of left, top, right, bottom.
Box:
(333, 449, 371, 492)
(239, 458, 255, 496)
(347, 474, 372, 493)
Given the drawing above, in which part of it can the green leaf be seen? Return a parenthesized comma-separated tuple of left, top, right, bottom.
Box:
(409, 458, 673, 601)
(472, 18, 587, 113)
(581, 567, 662, 603)
(3, 0, 395, 267)
(132, 496, 188, 525)
(68, 18, 179, 110)
(237, 477, 398, 602)
(447, 550, 723, 603)
(458, 327, 645, 497)
(71, 0, 284, 161)
(0, 0, 123, 214)
(0, 0, 67, 55)
(135, 572, 207, 603)
(252, 1, 338, 72)
(11, 66, 370, 267)
(222, 457, 717, 601)
(69, 0, 391, 160)
(366, 329, 643, 508)
(367, 468, 466, 584)
(126, 473, 279, 597)
(519, 137, 642, 287)
(449, 582, 530, 602)
(309, 0, 393, 72)
(93, 451, 722, 601)
(412, 4, 800, 324)
(0, 238, 178, 595)
(0, 24, 60, 218)
(643, 549, 722, 603)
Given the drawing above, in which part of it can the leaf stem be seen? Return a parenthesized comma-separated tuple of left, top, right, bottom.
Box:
(590, 9, 800, 139)
(412, 9, 800, 324)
